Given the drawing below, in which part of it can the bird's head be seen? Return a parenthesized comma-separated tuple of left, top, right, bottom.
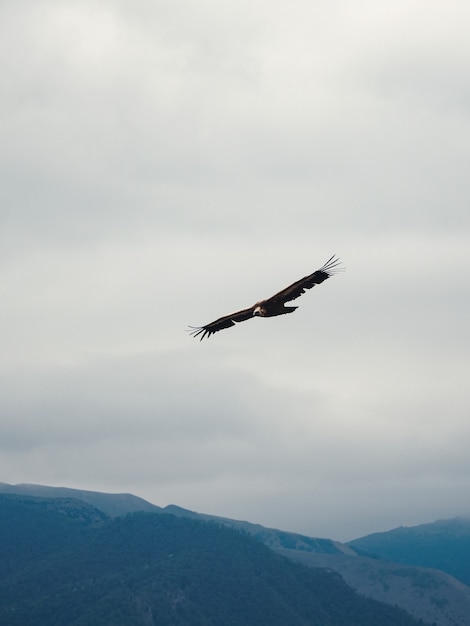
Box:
(253, 305, 263, 317)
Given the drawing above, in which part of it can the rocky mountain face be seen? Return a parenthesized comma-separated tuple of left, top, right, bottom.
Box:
(164, 504, 470, 626)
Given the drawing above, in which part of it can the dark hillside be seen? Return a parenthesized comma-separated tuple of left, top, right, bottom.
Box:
(0, 493, 105, 575)
(0, 495, 425, 626)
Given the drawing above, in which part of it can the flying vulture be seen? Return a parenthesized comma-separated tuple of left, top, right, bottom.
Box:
(189, 255, 343, 340)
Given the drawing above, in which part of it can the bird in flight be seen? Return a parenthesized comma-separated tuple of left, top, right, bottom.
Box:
(189, 255, 343, 340)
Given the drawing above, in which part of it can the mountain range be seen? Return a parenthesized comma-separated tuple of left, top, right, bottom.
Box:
(1, 482, 469, 626)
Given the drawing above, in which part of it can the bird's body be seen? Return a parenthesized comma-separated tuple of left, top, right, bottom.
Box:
(253, 303, 298, 317)
(189, 255, 343, 340)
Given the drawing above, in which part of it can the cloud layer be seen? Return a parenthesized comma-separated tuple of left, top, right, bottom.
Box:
(1, 0, 470, 540)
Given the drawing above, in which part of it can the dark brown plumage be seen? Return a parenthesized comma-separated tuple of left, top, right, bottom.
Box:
(189, 255, 343, 341)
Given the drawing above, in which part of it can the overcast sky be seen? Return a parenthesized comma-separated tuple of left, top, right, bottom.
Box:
(1, 0, 469, 542)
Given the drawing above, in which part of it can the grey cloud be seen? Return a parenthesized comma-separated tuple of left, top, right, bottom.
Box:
(1, 0, 470, 541)
(3, 1, 469, 245)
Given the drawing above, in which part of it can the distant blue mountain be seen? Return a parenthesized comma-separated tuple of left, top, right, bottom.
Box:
(348, 517, 470, 586)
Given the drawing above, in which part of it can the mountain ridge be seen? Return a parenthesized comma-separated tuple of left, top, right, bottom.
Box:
(0, 492, 424, 626)
(2, 482, 470, 626)
(0, 481, 162, 517)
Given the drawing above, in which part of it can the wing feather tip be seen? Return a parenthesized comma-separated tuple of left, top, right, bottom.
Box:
(321, 254, 345, 276)
(187, 325, 209, 340)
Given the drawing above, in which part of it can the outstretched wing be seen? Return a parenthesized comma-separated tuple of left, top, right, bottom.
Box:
(266, 255, 343, 304)
(188, 306, 255, 341)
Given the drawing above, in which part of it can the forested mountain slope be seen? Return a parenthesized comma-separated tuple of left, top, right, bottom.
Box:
(0, 494, 425, 626)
